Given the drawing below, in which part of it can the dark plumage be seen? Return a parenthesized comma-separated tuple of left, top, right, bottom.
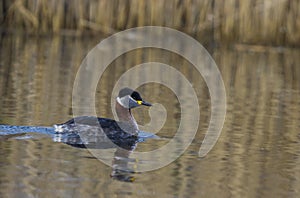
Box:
(54, 88, 151, 147)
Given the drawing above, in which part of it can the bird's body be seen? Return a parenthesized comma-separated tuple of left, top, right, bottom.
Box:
(53, 88, 151, 146)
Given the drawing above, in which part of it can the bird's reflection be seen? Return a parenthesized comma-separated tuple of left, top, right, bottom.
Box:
(53, 130, 147, 182)
(0, 122, 156, 182)
(111, 146, 137, 182)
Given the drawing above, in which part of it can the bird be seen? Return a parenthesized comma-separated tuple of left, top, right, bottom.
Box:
(53, 88, 152, 145)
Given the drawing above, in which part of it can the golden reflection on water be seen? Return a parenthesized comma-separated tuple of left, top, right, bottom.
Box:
(0, 33, 300, 197)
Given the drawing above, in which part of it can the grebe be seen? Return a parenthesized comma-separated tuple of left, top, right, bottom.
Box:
(54, 88, 151, 142)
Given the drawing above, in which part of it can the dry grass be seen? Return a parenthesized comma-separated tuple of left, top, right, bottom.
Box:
(1, 0, 299, 46)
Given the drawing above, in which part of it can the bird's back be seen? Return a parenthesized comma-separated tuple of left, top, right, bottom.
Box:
(54, 116, 138, 142)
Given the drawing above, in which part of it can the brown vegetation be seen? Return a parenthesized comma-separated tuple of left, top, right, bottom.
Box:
(0, 0, 299, 46)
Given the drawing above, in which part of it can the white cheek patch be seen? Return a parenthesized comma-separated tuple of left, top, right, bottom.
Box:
(117, 96, 139, 109)
(117, 96, 129, 108)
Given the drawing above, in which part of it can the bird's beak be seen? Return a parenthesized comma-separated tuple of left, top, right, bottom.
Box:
(140, 100, 152, 106)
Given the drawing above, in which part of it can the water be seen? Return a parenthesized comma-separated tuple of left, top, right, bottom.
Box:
(0, 32, 300, 197)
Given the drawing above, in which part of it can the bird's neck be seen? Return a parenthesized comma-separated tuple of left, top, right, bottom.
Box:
(115, 102, 138, 133)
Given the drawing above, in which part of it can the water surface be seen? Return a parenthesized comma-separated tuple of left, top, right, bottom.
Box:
(0, 33, 299, 197)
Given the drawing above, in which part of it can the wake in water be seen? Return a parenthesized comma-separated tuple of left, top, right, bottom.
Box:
(0, 125, 55, 135)
(0, 124, 158, 147)
(0, 124, 72, 143)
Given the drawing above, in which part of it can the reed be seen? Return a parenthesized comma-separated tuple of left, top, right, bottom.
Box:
(1, 0, 299, 46)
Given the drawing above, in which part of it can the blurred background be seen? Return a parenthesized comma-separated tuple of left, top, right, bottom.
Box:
(1, 0, 299, 46)
(0, 0, 300, 197)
